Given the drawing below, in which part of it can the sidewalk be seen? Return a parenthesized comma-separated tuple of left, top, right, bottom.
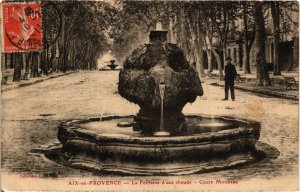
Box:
(1, 71, 78, 92)
(204, 70, 299, 101)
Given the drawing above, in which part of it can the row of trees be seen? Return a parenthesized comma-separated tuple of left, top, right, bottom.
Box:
(112, 1, 298, 86)
(3, 1, 117, 81)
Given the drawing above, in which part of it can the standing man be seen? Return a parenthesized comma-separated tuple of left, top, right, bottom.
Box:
(223, 56, 237, 101)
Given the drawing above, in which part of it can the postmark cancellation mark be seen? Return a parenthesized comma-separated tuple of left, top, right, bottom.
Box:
(2, 2, 42, 52)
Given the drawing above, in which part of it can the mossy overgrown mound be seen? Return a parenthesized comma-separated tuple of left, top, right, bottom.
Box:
(119, 43, 203, 116)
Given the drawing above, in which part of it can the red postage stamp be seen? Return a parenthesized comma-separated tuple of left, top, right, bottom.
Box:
(2, 2, 42, 52)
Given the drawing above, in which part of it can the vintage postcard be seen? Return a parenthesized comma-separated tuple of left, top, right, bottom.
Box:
(0, 0, 299, 191)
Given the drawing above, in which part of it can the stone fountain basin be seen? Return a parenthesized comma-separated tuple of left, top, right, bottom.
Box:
(44, 115, 269, 175)
(58, 115, 260, 161)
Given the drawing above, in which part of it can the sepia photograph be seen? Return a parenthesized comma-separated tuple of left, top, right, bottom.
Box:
(0, 0, 299, 191)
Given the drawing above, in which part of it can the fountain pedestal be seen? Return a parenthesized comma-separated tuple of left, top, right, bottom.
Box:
(118, 30, 203, 134)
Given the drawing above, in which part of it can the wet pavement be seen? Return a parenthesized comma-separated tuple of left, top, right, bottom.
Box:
(1, 71, 298, 186)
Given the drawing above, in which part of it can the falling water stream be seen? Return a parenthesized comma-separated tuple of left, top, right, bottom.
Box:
(154, 81, 170, 136)
(159, 81, 165, 130)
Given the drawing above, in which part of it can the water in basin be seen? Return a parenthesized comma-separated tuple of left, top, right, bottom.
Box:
(78, 116, 240, 137)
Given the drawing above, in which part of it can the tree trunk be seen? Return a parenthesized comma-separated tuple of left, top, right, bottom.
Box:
(169, 16, 176, 44)
(40, 50, 48, 76)
(174, 15, 179, 44)
(204, 23, 223, 79)
(64, 43, 69, 71)
(223, 46, 227, 64)
(254, 2, 271, 86)
(4, 53, 8, 69)
(48, 45, 55, 73)
(179, 9, 189, 56)
(54, 41, 60, 72)
(187, 16, 205, 77)
(21, 54, 25, 70)
(71, 39, 76, 70)
(31, 52, 39, 77)
(41, 14, 48, 76)
(243, 44, 251, 73)
(213, 49, 223, 80)
(13, 53, 22, 82)
(207, 36, 223, 79)
(25, 52, 32, 75)
(58, 31, 64, 72)
(271, 2, 281, 75)
(196, 17, 205, 77)
(290, 37, 298, 71)
(238, 42, 243, 69)
(242, 3, 251, 73)
(9, 53, 14, 68)
(61, 13, 66, 73)
(45, 47, 49, 75)
(207, 49, 213, 73)
(194, 38, 205, 77)
(205, 38, 213, 73)
(222, 10, 229, 65)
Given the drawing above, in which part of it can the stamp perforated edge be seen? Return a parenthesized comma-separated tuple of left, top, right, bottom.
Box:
(1, 1, 43, 53)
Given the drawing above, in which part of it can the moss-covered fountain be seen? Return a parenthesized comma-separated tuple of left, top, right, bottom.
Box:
(46, 31, 278, 175)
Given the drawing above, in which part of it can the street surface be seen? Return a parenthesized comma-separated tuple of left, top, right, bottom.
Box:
(1, 71, 298, 181)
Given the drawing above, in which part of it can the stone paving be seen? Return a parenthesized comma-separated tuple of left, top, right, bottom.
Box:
(1, 71, 298, 188)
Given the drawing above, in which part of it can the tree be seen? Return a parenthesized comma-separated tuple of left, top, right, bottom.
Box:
(24, 53, 32, 76)
(270, 1, 281, 75)
(213, 2, 239, 65)
(185, 3, 205, 77)
(201, 2, 224, 79)
(3, 53, 8, 69)
(239, 2, 256, 74)
(31, 52, 39, 77)
(9, 53, 14, 69)
(253, 2, 271, 86)
(13, 53, 22, 82)
(202, 28, 214, 74)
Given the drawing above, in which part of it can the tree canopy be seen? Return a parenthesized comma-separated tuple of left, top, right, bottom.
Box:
(2, 1, 298, 86)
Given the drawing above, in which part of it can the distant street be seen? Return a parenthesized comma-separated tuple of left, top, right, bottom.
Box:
(1, 71, 298, 180)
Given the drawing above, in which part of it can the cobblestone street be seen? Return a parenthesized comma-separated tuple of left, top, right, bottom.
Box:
(1, 71, 298, 186)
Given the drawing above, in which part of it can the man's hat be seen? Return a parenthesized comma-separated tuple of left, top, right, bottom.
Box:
(225, 56, 232, 61)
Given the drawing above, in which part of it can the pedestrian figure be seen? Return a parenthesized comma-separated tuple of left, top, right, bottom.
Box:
(223, 57, 237, 101)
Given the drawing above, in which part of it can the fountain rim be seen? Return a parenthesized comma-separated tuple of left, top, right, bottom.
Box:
(58, 114, 260, 145)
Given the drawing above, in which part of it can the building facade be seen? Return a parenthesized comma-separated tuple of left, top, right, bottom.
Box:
(225, 5, 299, 72)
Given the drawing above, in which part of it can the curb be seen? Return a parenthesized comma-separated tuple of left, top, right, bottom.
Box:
(1, 71, 78, 92)
(210, 82, 298, 101)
